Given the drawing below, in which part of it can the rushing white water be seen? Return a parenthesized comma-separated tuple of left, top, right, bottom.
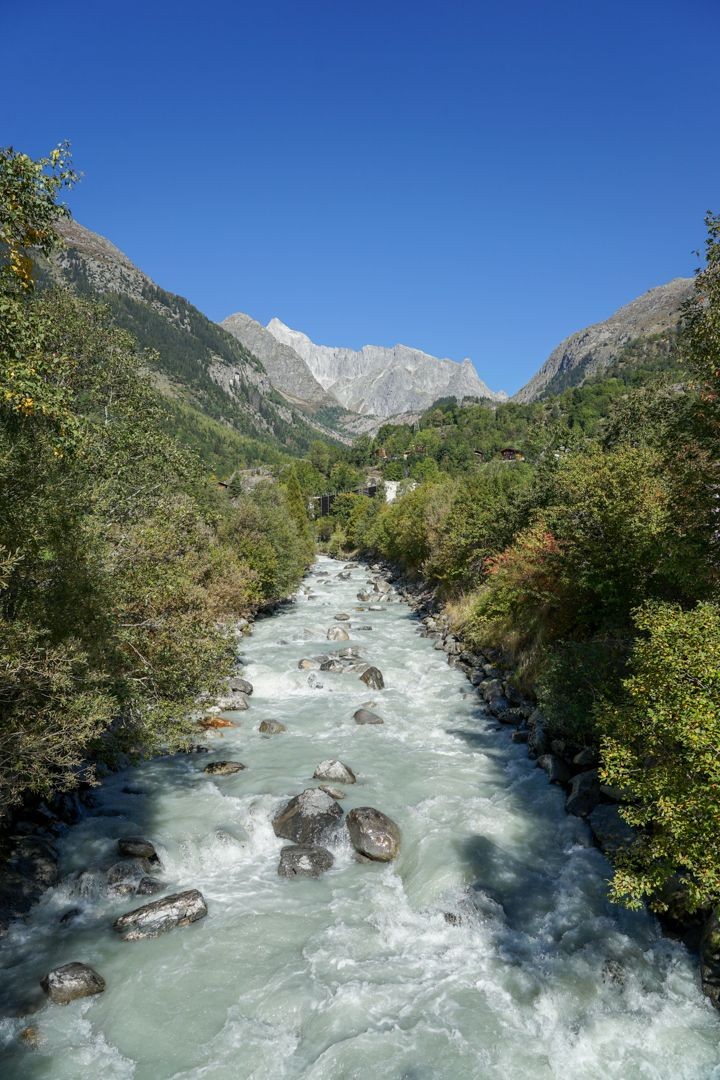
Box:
(2, 556, 720, 1079)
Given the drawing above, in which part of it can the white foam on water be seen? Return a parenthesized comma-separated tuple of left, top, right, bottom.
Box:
(1, 555, 720, 1079)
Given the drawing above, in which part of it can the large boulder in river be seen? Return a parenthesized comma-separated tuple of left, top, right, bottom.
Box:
(566, 769, 601, 817)
(313, 760, 356, 784)
(113, 889, 207, 941)
(118, 837, 160, 864)
(41, 962, 105, 1004)
(106, 859, 155, 896)
(327, 626, 350, 641)
(272, 789, 343, 845)
(278, 845, 334, 879)
(214, 692, 250, 711)
(353, 708, 383, 725)
(346, 807, 400, 862)
(359, 666, 385, 690)
(259, 719, 286, 734)
(203, 760, 246, 776)
(588, 804, 636, 855)
(700, 909, 720, 1008)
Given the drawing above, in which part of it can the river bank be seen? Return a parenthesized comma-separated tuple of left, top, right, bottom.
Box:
(1, 557, 719, 1078)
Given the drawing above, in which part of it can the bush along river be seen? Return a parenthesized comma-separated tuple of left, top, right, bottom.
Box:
(1, 556, 720, 1079)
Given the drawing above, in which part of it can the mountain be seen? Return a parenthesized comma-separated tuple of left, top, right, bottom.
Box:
(264, 318, 505, 416)
(514, 278, 693, 402)
(43, 221, 345, 465)
(220, 312, 335, 410)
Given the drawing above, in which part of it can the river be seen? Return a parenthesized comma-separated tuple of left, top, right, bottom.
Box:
(1, 556, 719, 1079)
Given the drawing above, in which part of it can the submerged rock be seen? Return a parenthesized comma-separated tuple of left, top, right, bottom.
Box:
(118, 838, 160, 864)
(259, 720, 286, 734)
(313, 759, 356, 784)
(359, 666, 385, 690)
(278, 845, 334, 878)
(353, 708, 384, 725)
(272, 789, 343, 845)
(346, 806, 400, 862)
(113, 889, 207, 941)
(40, 962, 105, 1004)
(203, 760, 246, 775)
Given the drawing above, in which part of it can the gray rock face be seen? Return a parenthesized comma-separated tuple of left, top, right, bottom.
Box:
(265, 318, 504, 417)
(313, 760, 357, 783)
(41, 962, 105, 1004)
(346, 807, 400, 862)
(221, 311, 334, 408)
(113, 889, 208, 941)
(278, 845, 334, 878)
(272, 789, 343, 845)
(118, 838, 160, 864)
(515, 277, 692, 402)
(353, 708, 384, 725)
(203, 760, 246, 775)
(359, 666, 385, 690)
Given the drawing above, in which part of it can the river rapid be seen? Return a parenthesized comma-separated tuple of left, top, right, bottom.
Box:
(1, 557, 720, 1079)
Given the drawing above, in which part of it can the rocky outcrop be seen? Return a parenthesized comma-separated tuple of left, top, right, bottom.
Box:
(272, 789, 343, 845)
(113, 889, 208, 941)
(265, 318, 504, 417)
(346, 807, 400, 862)
(515, 277, 692, 402)
(278, 845, 334, 878)
(41, 962, 105, 1004)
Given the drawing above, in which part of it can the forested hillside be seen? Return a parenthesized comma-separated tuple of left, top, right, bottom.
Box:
(0, 146, 314, 814)
(315, 223, 720, 918)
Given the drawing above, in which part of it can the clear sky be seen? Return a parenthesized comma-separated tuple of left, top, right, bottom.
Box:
(4, 0, 719, 393)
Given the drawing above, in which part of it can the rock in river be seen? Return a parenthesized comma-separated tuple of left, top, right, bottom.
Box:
(40, 962, 105, 1004)
(113, 889, 208, 941)
(118, 837, 160, 864)
(359, 666, 385, 690)
(346, 807, 400, 862)
(327, 626, 350, 641)
(278, 845, 334, 878)
(313, 759, 357, 784)
(272, 788, 343, 845)
(353, 708, 383, 725)
(229, 676, 253, 695)
(259, 719, 286, 734)
(203, 760, 246, 776)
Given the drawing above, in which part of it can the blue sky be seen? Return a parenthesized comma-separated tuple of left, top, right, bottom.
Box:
(4, 0, 719, 393)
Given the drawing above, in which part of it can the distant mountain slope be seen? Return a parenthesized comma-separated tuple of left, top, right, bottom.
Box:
(221, 311, 336, 410)
(515, 278, 692, 402)
(45, 221, 343, 460)
(265, 318, 505, 416)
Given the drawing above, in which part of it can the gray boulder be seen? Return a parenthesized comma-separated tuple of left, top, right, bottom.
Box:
(346, 807, 400, 862)
(334, 613, 351, 621)
(278, 845, 334, 879)
(106, 859, 154, 895)
(272, 789, 343, 845)
(566, 769, 601, 817)
(327, 626, 350, 641)
(536, 754, 571, 786)
(259, 720, 286, 734)
(318, 785, 346, 800)
(203, 760, 246, 776)
(298, 658, 320, 670)
(527, 710, 549, 759)
(118, 838, 160, 864)
(41, 962, 105, 1004)
(313, 760, 356, 784)
(353, 708, 384, 725)
(113, 889, 208, 941)
(359, 666, 385, 690)
(588, 804, 636, 855)
(229, 676, 253, 695)
(215, 692, 250, 711)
